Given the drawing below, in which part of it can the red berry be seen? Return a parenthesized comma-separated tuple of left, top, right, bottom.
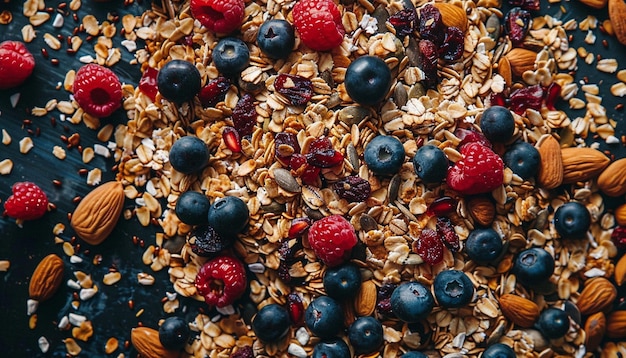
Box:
(436, 217, 460, 252)
(454, 127, 491, 149)
(198, 76, 230, 107)
(232, 93, 257, 137)
(413, 228, 443, 265)
(190, 0, 245, 34)
(274, 74, 313, 106)
(288, 217, 311, 238)
(138, 67, 159, 101)
(292, 0, 345, 51)
(307, 215, 357, 267)
(195, 255, 247, 308)
(287, 292, 305, 325)
(446, 142, 504, 195)
(222, 126, 242, 153)
(427, 196, 456, 216)
(509, 84, 543, 115)
(3, 182, 48, 221)
(612, 226, 626, 250)
(230, 346, 254, 358)
(72, 64, 122, 117)
(0, 41, 35, 90)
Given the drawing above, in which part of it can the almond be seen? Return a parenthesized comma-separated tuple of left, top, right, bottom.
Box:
(597, 158, 626, 197)
(579, 0, 608, 8)
(131, 327, 180, 358)
(354, 279, 377, 316)
(561, 147, 610, 184)
(609, 0, 626, 45)
(29, 254, 65, 302)
(615, 253, 626, 286)
(576, 277, 617, 315)
(467, 196, 496, 226)
(497, 57, 512, 87)
(615, 203, 626, 226)
(504, 48, 537, 77)
(536, 135, 563, 189)
(433, 3, 468, 32)
(71, 181, 125, 245)
(498, 294, 540, 328)
(584, 312, 606, 351)
(607, 310, 626, 338)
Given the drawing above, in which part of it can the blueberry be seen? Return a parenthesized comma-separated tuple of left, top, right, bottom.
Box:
(465, 228, 503, 264)
(433, 270, 474, 308)
(364, 135, 406, 176)
(305, 296, 344, 339)
(512, 248, 555, 286)
(553, 202, 591, 240)
(480, 106, 515, 143)
(347, 316, 383, 354)
(158, 317, 190, 350)
(213, 37, 250, 76)
(401, 352, 428, 358)
(175, 191, 210, 225)
(169, 136, 210, 174)
(312, 338, 351, 358)
(344, 56, 392, 106)
(503, 141, 540, 180)
(323, 263, 361, 301)
(207, 196, 249, 239)
(256, 19, 295, 59)
(413, 145, 448, 184)
(157, 59, 201, 103)
(537, 307, 570, 339)
(481, 343, 516, 358)
(390, 281, 434, 323)
(251, 303, 291, 342)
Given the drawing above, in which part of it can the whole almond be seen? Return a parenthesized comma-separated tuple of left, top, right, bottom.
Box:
(505, 48, 537, 77)
(131, 327, 180, 358)
(576, 277, 617, 315)
(597, 158, 626, 197)
(467, 196, 496, 226)
(433, 3, 468, 32)
(615, 253, 626, 286)
(607, 310, 626, 338)
(29, 254, 64, 302)
(579, 0, 608, 8)
(498, 57, 512, 87)
(354, 280, 377, 316)
(561, 147, 610, 184)
(499, 294, 540, 328)
(536, 135, 563, 189)
(609, 0, 626, 45)
(584, 312, 606, 351)
(616, 203, 626, 226)
(71, 181, 125, 245)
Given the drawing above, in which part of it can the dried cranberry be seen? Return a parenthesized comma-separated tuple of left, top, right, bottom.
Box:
(231, 346, 254, 358)
(139, 67, 159, 101)
(439, 26, 464, 62)
(377, 297, 394, 316)
(544, 82, 561, 111)
(418, 4, 445, 45)
(389, 9, 417, 37)
(333, 175, 371, 202)
(611, 226, 626, 250)
(277, 261, 292, 283)
(190, 225, 233, 257)
(275, 132, 301, 166)
(222, 126, 241, 153)
(413, 228, 444, 265)
(504, 7, 531, 46)
(509, 0, 540, 11)
(489, 92, 508, 107)
(418, 39, 439, 88)
(287, 292, 305, 325)
(308, 137, 333, 153)
(454, 127, 491, 149)
(377, 282, 397, 300)
(198, 76, 230, 108)
(306, 149, 344, 168)
(509, 84, 543, 115)
(274, 73, 313, 106)
(291, 153, 322, 184)
(288, 217, 312, 238)
(427, 196, 457, 216)
(279, 238, 299, 261)
(436, 217, 459, 252)
(232, 93, 257, 137)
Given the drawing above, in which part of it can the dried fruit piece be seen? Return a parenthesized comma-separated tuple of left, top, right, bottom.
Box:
(71, 181, 125, 245)
(231, 93, 257, 137)
(333, 175, 371, 202)
(504, 7, 531, 46)
(388, 9, 416, 37)
(436, 217, 459, 252)
(413, 228, 443, 265)
(274, 74, 313, 106)
(418, 4, 445, 45)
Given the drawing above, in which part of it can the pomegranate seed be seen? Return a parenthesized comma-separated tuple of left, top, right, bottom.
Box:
(287, 292, 305, 325)
(288, 217, 311, 238)
(544, 82, 561, 110)
(427, 196, 457, 216)
(222, 126, 241, 153)
(138, 67, 159, 101)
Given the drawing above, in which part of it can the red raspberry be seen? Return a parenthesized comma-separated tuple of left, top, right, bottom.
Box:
(413, 228, 443, 265)
(190, 0, 245, 34)
(307, 215, 357, 267)
(195, 255, 247, 308)
(292, 0, 345, 51)
(3, 182, 48, 221)
(0, 41, 35, 90)
(72, 64, 122, 117)
(446, 142, 504, 195)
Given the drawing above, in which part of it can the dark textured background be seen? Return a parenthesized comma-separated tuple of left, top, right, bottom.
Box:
(0, 0, 625, 356)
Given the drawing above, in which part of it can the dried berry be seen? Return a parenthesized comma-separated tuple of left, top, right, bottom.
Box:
(454, 127, 491, 149)
(418, 39, 439, 88)
(306, 138, 344, 168)
(544, 82, 561, 110)
(231, 346, 254, 358)
(418, 4, 445, 45)
(612, 226, 626, 250)
(389, 9, 417, 37)
(509, 84, 543, 114)
(504, 7, 532, 46)
(413, 228, 444, 265)
(291, 153, 321, 185)
(232, 93, 257, 137)
(509, 0, 540, 11)
(198, 76, 230, 107)
(275, 132, 301, 166)
(274, 73, 313, 106)
(436, 217, 460, 252)
(439, 26, 464, 62)
(138, 67, 159, 101)
(277, 261, 292, 283)
(190, 225, 233, 257)
(333, 175, 371, 202)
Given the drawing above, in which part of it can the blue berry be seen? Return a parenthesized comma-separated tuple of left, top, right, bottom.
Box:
(323, 263, 361, 300)
(413, 145, 448, 184)
(175, 191, 210, 225)
(390, 281, 434, 322)
(512, 248, 554, 286)
(401, 352, 428, 358)
(481, 343, 516, 358)
(344, 56, 392, 106)
(207, 196, 249, 239)
(537, 307, 570, 339)
(312, 338, 351, 358)
(157, 59, 201, 103)
(465, 228, 503, 264)
(347, 316, 383, 354)
(169, 136, 210, 174)
(553, 202, 591, 240)
(257, 19, 295, 59)
(433, 270, 474, 308)
(158, 317, 190, 350)
(503, 141, 540, 180)
(305, 296, 344, 339)
(364, 135, 405, 175)
(251, 304, 291, 342)
(480, 106, 515, 143)
(213, 37, 250, 76)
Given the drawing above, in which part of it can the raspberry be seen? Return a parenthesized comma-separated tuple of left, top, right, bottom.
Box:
(0, 41, 35, 90)
(413, 228, 443, 265)
(72, 64, 122, 117)
(307, 215, 357, 267)
(3, 182, 48, 221)
(446, 142, 504, 195)
(190, 0, 245, 34)
(292, 0, 345, 51)
(195, 255, 247, 307)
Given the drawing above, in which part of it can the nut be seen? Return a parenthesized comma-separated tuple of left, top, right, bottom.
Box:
(354, 280, 377, 316)
(131, 327, 180, 358)
(467, 196, 496, 226)
(607, 310, 626, 338)
(536, 135, 563, 189)
(597, 158, 626, 197)
(433, 3, 468, 32)
(504, 48, 537, 77)
(498, 294, 540, 328)
(609, 0, 626, 45)
(497, 57, 512, 87)
(616, 203, 626, 226)
(579, 0, 608, 8)
(561, 147, 610, 184)
(615, 253, 626, 286)
(584, 312, 606, 351)
(71, 181, 125, 245)
(576, 277, 617, 315)
(29, 254, 65, 302)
